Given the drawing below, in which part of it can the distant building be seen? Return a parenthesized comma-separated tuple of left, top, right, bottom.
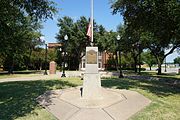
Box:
(48, 43, 62, 49)
(80, 51, 111, 71)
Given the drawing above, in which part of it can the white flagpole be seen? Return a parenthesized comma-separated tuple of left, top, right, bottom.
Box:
(91, 0, 94, 43)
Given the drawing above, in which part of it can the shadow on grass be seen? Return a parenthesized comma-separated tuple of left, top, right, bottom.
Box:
(102, 77, 180, 97)
(0, 80, 77, 120)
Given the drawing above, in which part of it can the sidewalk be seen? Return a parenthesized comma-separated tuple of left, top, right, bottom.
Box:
(37, 87, 151, 120)
(0, 73, 62, 83)
(0, 71, 120, 83)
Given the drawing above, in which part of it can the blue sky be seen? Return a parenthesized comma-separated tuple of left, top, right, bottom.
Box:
(41, 0, 179, 62)
(41, 0, 123, 43)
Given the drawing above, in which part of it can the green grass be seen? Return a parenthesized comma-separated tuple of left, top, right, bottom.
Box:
(0, 78, 82, 120)
(0, 74, 179, 120)
(0, 70, 43, 79)
(101, 77, 180, 120)
(0, 74, 40, 79)
(141, 71, 180, 78)
(15, 109, 56, 120)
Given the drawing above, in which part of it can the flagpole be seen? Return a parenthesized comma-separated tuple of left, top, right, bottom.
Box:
(91, 0, 94, 44)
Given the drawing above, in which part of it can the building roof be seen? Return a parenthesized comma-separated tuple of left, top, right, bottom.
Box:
(48, 43, 62, 48)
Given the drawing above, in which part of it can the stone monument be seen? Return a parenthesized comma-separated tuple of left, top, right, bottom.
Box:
(82, 47, 102, 99)
(49, 61, 56, 74)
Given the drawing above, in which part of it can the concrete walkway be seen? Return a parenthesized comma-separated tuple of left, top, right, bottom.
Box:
(0, 74, 62, 83)
(37, 87, 151, 120)
(0, 71, 121, 83)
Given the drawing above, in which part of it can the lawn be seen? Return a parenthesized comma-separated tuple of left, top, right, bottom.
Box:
(102, 77, 180, 120)
(0, 78, 82, 120)
(0, 74, 179, 120)
(0, 70, 42, 79)
(0, 74, 40, 79)
(140, 71, 180, 79)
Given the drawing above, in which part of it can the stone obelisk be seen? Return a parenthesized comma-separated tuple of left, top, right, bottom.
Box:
(82, 47, 102, 99)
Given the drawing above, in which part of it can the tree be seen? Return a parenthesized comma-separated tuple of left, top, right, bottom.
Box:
(174, 57, 180, 65)
(142, 50, 157, 70)
(111, 0, 180, 74)
(56, 16, 90, 70)
(0, 0, 57, 73)
(96, 30, 119, 70)
(116, 24, 144, 73)
(56, 16, 107, 70)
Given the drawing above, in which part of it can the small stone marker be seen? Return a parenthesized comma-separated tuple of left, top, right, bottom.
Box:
(49, 61, 56, 74)
(82, 47, 102, 99)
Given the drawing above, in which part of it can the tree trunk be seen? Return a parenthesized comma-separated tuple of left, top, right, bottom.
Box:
(155, 56, 163, 75)
(27, 48, 32, 70)
(134, 57, 138, 73)
(149, 65, 152, 71)
(7, 55, 14, 74)
(157, 61, 162, 75)
(8, 64, 14, 74)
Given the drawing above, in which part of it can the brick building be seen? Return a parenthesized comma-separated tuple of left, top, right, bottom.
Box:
(48, 43, 111, 71)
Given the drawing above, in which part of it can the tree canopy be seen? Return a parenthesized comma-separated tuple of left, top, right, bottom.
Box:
(56, 16, 90, 70)
(0, 0, 57, 73)
(142, 50, 157, 70)
(174, 56, 180, 65)
(56, 16, 118, 70)
(111, 0, 180, 74)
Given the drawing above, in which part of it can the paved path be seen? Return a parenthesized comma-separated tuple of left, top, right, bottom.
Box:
(37, 87, 151, 120)
(0, 71, 121, 83)
(148, 68, 179, 74)
(0, 74, 62, 83)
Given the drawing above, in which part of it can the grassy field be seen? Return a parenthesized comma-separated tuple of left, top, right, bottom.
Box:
(0, 78, 82, 120)
(0, 70, 42, 79)
(102, 77, 180, 120)
(0, 73, 179, 120)
(0, 74, 40, 79)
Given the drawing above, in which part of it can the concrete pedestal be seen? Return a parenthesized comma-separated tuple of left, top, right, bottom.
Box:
(83, 73, 101, 99)
(82, 47, 102, 99)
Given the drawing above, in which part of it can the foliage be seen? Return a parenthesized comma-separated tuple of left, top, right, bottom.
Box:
(142, 50, 157, 70)
(56, 16, 109, 70)
(121, 52, 134, 68)
(27, 47, 57, 70)
(111, 0, 180, 74)
(174, 56, 180, 65)
(116, 24, 144, 72)
(29, 47, 45, 70)
(97, 30, 117, 53)
(56, 16, 90, 70)
(106, 55, 117, 70)
(0, 0, 57, 73)
(0, 54, 5, 66)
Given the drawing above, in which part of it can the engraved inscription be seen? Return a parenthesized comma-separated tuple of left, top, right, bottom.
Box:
(86, 50, 97, 64)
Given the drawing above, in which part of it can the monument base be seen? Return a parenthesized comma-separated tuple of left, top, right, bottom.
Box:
(37, 87, 151, 120)
(83, 73, 102, 99)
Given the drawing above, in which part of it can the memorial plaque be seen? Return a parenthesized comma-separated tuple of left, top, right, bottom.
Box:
(86, 50, 97, 64)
